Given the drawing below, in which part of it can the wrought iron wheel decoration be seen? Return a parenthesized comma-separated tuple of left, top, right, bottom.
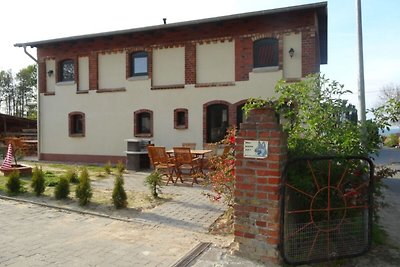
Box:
(281, 156, 374, 265)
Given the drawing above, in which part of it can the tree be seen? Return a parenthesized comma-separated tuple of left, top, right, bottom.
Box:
(0, 65, 37, 118)
(0, 69, 15, 115)
(15, 65, 37, 118)
(376, 84, 400, 126)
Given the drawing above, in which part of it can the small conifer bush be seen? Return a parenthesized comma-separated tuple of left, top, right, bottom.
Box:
(31, 166, 46, 196)
(104, 161, 112, 175)
(75, 167, 92, 206)
(65, 168, 79, 184)
(116, 161, 125, 175)
(54, 176, 70, 199)
(112, 173, 128, 209)
(6, 170, 21, 195)
(145, 171, 163, 198)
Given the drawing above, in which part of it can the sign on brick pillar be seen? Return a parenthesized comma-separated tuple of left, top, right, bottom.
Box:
(233, 107, 287, 264)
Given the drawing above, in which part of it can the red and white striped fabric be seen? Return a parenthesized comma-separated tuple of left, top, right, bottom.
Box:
(1, 144, 13, 170)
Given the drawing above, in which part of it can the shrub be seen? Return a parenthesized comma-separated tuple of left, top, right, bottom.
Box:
(384, 134, 399, 147)
(31, 166, 45, 196)
(204, 126, 236, 206)
(116, 161, 125, 175)
(112, 173, 128, 209)
(6, 170, 21, 195)
(54, 176, 70, 199)
(145, 171, 163, 198)
(65, 168, 79, 184)
(104, 161, 112, 175)
(75, 167, 92, 206)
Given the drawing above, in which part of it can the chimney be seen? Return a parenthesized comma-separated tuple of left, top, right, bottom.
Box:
(163, 18, 167, 24)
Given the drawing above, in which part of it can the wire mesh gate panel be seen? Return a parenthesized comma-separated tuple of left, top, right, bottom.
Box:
(281, 156, 374, 265)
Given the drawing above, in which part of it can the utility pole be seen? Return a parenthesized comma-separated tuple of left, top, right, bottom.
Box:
(356, 0, 366, 124)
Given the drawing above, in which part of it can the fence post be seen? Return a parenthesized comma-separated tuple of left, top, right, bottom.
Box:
(233, 107, 287, 264)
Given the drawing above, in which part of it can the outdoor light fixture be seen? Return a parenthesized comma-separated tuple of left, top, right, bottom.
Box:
(289, 48, 295, 58)
(47, 70, 54, 77)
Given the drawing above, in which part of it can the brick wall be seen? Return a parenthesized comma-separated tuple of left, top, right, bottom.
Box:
(234, 107, 287, 264)
(36, 9, 321, 93)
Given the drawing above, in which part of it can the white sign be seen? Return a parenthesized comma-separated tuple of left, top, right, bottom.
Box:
(243, 140, 268, 159)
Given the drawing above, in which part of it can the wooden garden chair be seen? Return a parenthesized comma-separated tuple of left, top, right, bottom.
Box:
(148, 146, 178, 185)
(173, 147, 201, 185)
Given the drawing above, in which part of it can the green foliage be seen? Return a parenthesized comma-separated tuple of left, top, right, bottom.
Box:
(104, 161, 112, 175)
(65, 168, 79, 183)
(6, 170, 21, 195)
(384, 134, 399, 147)
(145, 171, 163, 198)
(112, 173, 128, 209)
(54, 176, 70, 200)
(75, 167, 92, 206)
(204, 126, 236, 206)
(242, 97, 271, 118)
(0, 65, 37, 117)
(31, 166, 45, 196)
(116, 161, 125, 175)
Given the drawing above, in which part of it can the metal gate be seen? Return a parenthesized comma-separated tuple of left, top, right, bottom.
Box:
(281, 156, 374, 265)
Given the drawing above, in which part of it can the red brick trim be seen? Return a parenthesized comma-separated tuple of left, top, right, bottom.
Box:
(43, 92, 55, 96)
(195, 82, 235, 88)
(39, 61, 46, 93)
(39, 153, 125, 164)
(89, 52, 98, 90)
(185, 43, 196, 84)
(96, 88, 126, 93)
(151, 84, 185, 90)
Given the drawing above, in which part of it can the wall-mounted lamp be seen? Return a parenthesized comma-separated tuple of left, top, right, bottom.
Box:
(47, 70, 54, 77)
(289, 48, 295, 58)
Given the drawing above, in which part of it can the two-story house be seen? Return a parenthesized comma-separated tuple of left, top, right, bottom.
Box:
(15, 2, 327, 164)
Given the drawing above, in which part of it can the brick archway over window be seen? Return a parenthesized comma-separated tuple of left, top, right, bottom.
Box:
(203, 100, 233, 144)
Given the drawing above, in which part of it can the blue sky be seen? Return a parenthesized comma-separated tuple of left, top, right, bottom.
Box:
(1, 0, 399, 111)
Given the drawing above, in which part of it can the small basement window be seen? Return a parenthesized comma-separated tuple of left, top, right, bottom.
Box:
(174, 108, 188, 129)
(69, 112, 85, 137)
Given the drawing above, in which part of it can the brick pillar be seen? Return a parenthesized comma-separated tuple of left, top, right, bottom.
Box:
(234, 107, 287, 264)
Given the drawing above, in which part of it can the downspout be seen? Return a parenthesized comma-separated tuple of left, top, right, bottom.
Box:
(21, 45, 40, 160)
(23, 45, 38, 64)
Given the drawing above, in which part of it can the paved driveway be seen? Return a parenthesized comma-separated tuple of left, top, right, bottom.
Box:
(0, 198, 231, 266)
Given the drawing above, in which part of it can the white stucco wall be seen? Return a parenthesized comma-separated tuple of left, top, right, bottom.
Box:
(196, 41, 235, 83)
(78, 57, 89, 91)
(40, 70, 282, 157)
(152, 47, 185, 86)
(283, 33, 302, 79)
(98, 52, 125, 89)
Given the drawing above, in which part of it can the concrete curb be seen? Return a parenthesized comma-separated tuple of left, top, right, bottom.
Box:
(0, 194, 141, 224)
